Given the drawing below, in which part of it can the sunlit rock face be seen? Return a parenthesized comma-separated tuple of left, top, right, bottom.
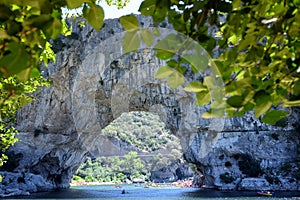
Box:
(1, 15, 300, 196)
(184, 109, 300, 190)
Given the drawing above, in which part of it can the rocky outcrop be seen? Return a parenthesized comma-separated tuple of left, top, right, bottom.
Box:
(150, 162, 194, 183)
(184, 123, 300, 190)
(0, 172, 53, 197)
(0, 15, 299, 196)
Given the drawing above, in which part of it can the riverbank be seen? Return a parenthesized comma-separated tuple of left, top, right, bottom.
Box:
(70, 179, 196, 188)
(70, 181, 119, 187)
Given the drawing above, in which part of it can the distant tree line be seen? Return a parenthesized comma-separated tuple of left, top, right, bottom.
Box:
(73, 151, 181, 183)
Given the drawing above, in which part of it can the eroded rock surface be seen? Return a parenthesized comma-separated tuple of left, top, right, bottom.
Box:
(150, 162, 194, 183)
(184, 123, 300, 190)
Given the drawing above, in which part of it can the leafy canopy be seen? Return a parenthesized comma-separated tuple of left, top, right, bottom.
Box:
(119, 0, 300, 124)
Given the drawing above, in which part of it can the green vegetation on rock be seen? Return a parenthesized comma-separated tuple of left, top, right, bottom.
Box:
(74, 152, 146, 183)
(102, 111, 180, 153)
(0, 76, 49, 173)
(74, 111, 183, 183)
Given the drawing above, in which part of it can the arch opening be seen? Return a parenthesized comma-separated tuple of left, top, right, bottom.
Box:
(72, 111, 195, 185)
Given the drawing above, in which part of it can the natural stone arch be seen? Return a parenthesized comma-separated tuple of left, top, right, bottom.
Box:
(1, 17, 299, 197)
(70, 29, 225, 157)
(1, 19, 227, 196)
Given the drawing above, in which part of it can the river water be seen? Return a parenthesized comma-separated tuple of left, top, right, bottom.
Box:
(6, 185, 300, 200)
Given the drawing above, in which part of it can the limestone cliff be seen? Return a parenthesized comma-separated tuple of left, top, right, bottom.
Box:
(184, 128, 300, 190)
(0, 16, 299, 196)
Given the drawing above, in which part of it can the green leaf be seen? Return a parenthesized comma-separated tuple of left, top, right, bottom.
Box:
(203, 76, 216, 90)
(140, 29, 153, 47)
(155, 49, 174, 60)
(227, 48, 238, 62)
(168, 71, 184, 88)
(139, 0, 156, 16)
(202, 110, 224, 118)
(238, 34, 256, 50)
(0, 42, 31, 77)
(119, 15, 139, 31)
(17, 68, 32, 81)
(0, 5, 14, 22)
(6, 21, 22, 36)
(294, 0, 300, 5)
(182, 54, 208, 73)
(44, 17, 62, 39)
(166, 59, 178, 68)
(153, 0, 169, 22)
(292, 80, 300, 96)
(232, 0, 242, 9)
(211, 100, 226, 110)
(155, 66, 174, 79)
(30, 14, 52, 29)
(153, 27, 160, 36)
(154, 33, 184, 52)
(26, 0, 50, 10)
(244, 102, 255, 112)
(261, 110, 289, 125)
(1, 0, 23, 6)
(227, 95, 244, 108)
(196, 90, 211, 106)
(228, 34, 238, 45)
(254, 91, 272, 118)
(122, 30, 140, 53)
(30, 68, 41, 78)
(0, 30, 9, 39)
(184, 81, 206, 92)
(66, 0, 86, 9)
(83, 4, 104, 31)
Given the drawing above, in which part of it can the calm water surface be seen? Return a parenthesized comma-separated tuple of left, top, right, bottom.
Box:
(6, 184, 300, 200)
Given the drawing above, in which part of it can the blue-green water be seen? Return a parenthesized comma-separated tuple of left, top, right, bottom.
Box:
(5, 185, 300, 200)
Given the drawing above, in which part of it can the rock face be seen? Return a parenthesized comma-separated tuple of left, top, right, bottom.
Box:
(0, 15, 299, 196)
(150, 162, 194, 183)
(184, 120, 300, 190)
